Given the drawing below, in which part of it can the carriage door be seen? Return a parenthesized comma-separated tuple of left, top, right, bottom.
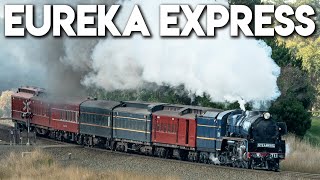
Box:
(178, 118, 186, 146)
(153, 115, 158, 141)
(185, 120, 189, 145)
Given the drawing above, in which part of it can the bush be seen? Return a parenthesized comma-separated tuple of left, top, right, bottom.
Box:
(270, 96, 312, 137)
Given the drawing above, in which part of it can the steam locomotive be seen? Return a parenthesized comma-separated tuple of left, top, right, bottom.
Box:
(11, 86, 287, 171)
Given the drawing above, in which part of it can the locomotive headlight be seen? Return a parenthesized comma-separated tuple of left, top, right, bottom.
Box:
(263, 112, 271, 120)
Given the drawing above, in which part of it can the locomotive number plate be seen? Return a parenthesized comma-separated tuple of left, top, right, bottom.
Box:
(257, 143, 275, 148)
(270, 153, 278, 158)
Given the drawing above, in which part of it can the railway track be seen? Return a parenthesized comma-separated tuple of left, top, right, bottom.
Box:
(1, 124, 320, 179)
(81, 145, 320, 179)
(0, 124, 78, 148)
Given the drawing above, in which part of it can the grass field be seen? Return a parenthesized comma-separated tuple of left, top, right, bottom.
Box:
(305, 117, 320, 146)
(281, 118, 320, 173)
(0, 150, 176, 180)
(281, 134, 320, 173)
(0, 119, 319, 176)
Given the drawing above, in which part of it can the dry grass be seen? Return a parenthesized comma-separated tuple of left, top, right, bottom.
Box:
(0, 120, 14, 127)
(0, 149, 177, 180)
(281, 134, 320, 174)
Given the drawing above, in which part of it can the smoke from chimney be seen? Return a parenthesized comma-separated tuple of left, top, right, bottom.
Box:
(0, 0, 281, 109)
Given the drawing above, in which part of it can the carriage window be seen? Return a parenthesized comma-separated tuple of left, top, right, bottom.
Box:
(66, 111, 69, 121)
(92, 114, 95, 123)
(73, 112, 76, 122)
(70, 112, 73, 121)
(168, 124, 171, 133)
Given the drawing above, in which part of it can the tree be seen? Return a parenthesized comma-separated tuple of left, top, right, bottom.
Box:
(264, 38, 302, 68)
(270, 96, 312, 137)
(0, 91, 13, 118)
(264, 39, 315, 137)
(192, 93, 225, 109)
(284, 37, 320, 109)
(277, 66, 315, 109)
(268, 0, 320, 110)
(88, 84, 193, 105)
(229, 0, 262, 34)
(229, 0, 261, 6)
(86, 0, 317, 137)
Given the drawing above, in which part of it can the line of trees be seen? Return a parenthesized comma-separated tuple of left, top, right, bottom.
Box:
(230, 0, 317, 137)
(88, 0, 319, 137)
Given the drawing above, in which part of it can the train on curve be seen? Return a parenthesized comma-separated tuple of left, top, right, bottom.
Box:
(11, 86, 287, 171)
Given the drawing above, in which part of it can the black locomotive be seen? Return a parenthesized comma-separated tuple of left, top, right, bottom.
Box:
(220, 111, 287, 170)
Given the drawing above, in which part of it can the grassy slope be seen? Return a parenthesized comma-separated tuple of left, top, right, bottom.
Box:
(305, 117, 320, 146)
(281, 135, 320, 173)
(281, 117, 320, 173)
(0, 150, 176, 180)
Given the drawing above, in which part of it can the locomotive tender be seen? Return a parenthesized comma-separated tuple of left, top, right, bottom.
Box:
(12, 86, 287, 171)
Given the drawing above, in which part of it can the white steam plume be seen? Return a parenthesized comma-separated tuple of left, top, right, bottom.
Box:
(0, 0, 281, 109)
(0, 0, 112, 94)
(83, 0, 281, 109)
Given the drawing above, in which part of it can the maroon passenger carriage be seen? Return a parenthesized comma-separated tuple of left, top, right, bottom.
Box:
(12, 86, 45, 128)
(152, 104, 217, 160)
(48, 96, 87, 141)
(12, 86, 87, 142)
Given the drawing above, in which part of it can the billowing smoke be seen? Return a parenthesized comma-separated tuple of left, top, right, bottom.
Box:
(83, 0, 281, 109)
(0, 0, 110, 94)
(209, 153, 220, 165)
(0, 0, 281, 109)
(286, 142, 291, 157)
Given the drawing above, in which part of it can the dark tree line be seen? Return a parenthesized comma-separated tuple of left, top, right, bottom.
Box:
(229, 0, 317, 137)
(88, 0, 317, 137)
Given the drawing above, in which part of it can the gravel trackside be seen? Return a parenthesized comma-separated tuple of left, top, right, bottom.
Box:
(0, 145, 307, 180)
(0, 124, 314, 180)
